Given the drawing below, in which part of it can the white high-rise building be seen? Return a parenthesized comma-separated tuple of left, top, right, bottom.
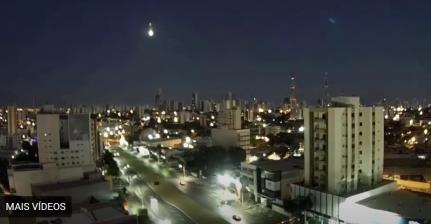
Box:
(212, 92, 250, 149)
(217, 93, 241, 130)
(303, 96, 384, 195)
(37, 113, 97, 171)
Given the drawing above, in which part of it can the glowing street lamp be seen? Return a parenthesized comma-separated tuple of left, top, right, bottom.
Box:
(217, 174, 231, 188)
(178, 163, 186, 178)
(217, 173, 244, 203)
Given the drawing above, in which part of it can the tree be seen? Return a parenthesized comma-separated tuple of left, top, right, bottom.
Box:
(190, 146, 246, 173)
(15, 140, 39, 162)
(106, 161, 120, 177)
(228, 147, 246, 165)
(102, 150, 119, 177)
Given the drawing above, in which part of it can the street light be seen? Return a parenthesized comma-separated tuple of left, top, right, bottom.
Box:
(178, 164, 186, 177)
(217, 174, 244, 204)
(217, 174, 231, 188)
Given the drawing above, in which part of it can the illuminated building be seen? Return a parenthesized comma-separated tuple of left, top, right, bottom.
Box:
(288, 97, 431, 223)
(212, 92, 251, 149)
(7, 105, 17, 136)
(303, 97, 384, 194)
(217, 92, 241, 130)
(37, 113, 97, 171)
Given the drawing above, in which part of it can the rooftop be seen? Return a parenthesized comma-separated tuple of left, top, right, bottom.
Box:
(251, 158, 303, 172)
(358, 189, 431, 221)
(32, 178, 105, 192)
(9, 163, 43, 171)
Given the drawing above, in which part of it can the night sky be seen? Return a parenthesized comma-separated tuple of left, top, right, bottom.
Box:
(1, 1, 430, 106)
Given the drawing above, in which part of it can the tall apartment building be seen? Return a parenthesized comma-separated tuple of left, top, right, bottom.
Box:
(212, 92, 250, 149)
(7, 105, 17, 136)
(217, 93, 241, 130)
(37, 113, 97, 171)
(191, 92, 198, 112)
(303, 96, 384, 195)
(155, 88, 163, 110)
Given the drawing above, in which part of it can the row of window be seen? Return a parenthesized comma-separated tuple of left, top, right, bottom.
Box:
(50, 155, 81, 160)
(56, 161, 81, 166)
(49, 150, 83, 154)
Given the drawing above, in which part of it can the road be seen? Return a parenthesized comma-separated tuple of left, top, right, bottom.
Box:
(173, 177, 288, 224)
(127, 178, 192, 224)
(118, 148, 289, 224)
(118, 150, 228, 224)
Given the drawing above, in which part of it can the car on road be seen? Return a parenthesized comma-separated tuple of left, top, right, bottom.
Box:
(232, 215, 242, 221)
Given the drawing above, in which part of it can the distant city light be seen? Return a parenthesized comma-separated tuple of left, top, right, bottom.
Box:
(248, 155, 258, 162)
(393, 114, 400, 121)
(418, 155, 427, 160)
(267, 152, 281, 160)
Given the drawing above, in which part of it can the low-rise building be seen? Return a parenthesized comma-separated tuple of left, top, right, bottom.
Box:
(140, 137, 182, 148)
(264, 125, 282, 136)
(32, 178, 115, 209)
(7, 163, 85, 196)
(212, 128, 250, 149)
(241, 158, 303, 214)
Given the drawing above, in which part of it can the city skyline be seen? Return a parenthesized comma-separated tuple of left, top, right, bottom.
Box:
(2, 1, 431, 224)
(1, 1, 431, 105)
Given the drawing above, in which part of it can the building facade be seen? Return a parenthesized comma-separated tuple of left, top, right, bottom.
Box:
(7, 105, 17, 136)
(211, 128, 250, 149)
(37, 113, 96, 170)
(241, 159, 304, 204)
(303, 97, 384, 195)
